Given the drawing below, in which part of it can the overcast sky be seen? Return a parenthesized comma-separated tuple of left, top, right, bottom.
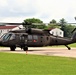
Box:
(0, 0, 76, 23)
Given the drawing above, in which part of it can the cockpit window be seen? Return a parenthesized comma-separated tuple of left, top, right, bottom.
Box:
(3, 33, 12, 41)
(0, 33, 6, 39)
(0, 33, 15, 41)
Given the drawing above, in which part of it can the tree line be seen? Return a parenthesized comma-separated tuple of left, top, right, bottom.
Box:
(23, 18, 76, 37)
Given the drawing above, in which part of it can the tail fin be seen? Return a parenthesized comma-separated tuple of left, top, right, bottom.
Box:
(71, 31, 76, 43)
(71, 28, 76, 33)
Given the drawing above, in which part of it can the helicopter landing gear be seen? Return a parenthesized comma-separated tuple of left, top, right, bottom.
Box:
(20, 44, 28, 51)
(10, 46, 16, 51)
(65, 45, 71, 50)
(23, 46, 28, 51)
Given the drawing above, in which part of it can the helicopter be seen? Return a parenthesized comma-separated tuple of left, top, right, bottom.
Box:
(0, 22, 76, 51)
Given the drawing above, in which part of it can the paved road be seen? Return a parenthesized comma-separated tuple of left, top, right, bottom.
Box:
(0, 47, 76, 58)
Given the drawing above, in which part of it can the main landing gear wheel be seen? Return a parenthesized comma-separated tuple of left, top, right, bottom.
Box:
(23, 46, 28, 51)
(10, 46, 16, 51)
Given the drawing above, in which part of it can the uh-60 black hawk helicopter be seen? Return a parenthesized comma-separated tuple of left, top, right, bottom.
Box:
(0, 22, 76, 51)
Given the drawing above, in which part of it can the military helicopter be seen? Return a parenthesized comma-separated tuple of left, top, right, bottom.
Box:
(0, 22, 76, 51)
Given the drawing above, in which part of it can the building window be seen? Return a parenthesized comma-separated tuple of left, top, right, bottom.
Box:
(52, 32, 54, 34)
(60, 32, 62, 35)
(7, 30, 9, 32)
(1, 30, 2, 33)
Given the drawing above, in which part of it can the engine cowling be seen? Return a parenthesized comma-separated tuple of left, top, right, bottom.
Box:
(26, 28, 44, 34)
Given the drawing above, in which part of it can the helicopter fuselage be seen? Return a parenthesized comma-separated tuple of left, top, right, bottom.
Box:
(0, 32, 50, 47)
(0, 31, 74, 51)
(0, 22, 76, 51)
(0, 28, 76, 51)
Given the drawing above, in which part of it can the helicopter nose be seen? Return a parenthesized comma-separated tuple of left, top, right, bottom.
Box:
(0, 39, 3, 46)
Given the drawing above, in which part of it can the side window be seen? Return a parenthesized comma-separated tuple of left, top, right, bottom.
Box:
(10, 34, 15, 40)
(46, 37, 49, 40)
(60, 32, 62, 35)
(0, 33, 6, 39)
(28, 35, 32, 41)
(52, 32, 54, 34)
(33, 35, 38, 42)
(33, 35, 38, 40)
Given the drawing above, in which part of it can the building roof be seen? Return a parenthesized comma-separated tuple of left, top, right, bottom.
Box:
(0, 26, 17, 29)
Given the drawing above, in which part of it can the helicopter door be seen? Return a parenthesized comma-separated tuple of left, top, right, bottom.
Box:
(20, 34, 28, 46)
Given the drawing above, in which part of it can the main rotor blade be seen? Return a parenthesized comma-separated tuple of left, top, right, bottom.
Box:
(0, 22, 22, 25)
(32, 23, 46, 25)
(0, 22, 47, 26)
(68, 23, 76, 24)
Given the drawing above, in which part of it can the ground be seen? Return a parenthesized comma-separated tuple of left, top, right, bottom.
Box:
(0, 47, 76, 58)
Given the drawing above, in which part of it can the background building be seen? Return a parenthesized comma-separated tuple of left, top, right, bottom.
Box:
(0, 25, 23, 36)
(50, 28, 64, 37)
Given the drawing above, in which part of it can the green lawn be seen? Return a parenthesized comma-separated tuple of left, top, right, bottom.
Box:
(47, 43, 76, 48)
(69, 43, 76, 47)
(0, 53, 76, 75)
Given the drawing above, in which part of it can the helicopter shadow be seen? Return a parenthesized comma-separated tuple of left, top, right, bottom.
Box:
(0, 49, 45, 53)
(28, 50, 45, 51)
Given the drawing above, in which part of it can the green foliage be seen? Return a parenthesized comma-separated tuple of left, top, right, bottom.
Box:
(47, 43, 76, 48)
(59, 18, 76, 37)
(69, 43, 76, 47)
(59, 18, 67, 36)
(46, 19, 60, 30)
(64, 24, 76, 37)
(22, 18, 76, 37)
(23, 18, 46, 29)
(50, 19, 57, 23)
(24, 18, 43, 23)
(36, 24, 47, 29)
(59, 18, 67, 26)
(0, 53, 76, 75)
(47, 23, 60, 29)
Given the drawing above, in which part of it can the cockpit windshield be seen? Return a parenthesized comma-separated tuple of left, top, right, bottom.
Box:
(0, 33, 6, 39)
(0, 33, 15, 41)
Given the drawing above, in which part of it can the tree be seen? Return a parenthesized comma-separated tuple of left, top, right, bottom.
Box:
(59, 18, 67, 37)
(64, 25, 76, 37)
(23, 18, 43, 23)
(59, 18, 67, 29)
(23, 18, 46, 29)
(47, 19, 60, 29)
(59, 18, 76, 37)
(50, 19, 57, 24)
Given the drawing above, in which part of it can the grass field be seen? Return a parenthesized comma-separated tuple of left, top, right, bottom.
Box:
(47, 43, 76, 48)
(69, 43, 76, 47)
(0, 52, 76, 75)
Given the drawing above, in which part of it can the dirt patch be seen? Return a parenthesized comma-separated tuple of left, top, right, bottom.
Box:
(0, 47, 76, 58)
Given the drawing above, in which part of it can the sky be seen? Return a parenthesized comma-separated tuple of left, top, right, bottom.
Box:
(0, 0, 76, 23)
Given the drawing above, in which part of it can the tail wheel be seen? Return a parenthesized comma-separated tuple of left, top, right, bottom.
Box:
(10, 46, 16, 51)
(23, 46, 28, 51)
